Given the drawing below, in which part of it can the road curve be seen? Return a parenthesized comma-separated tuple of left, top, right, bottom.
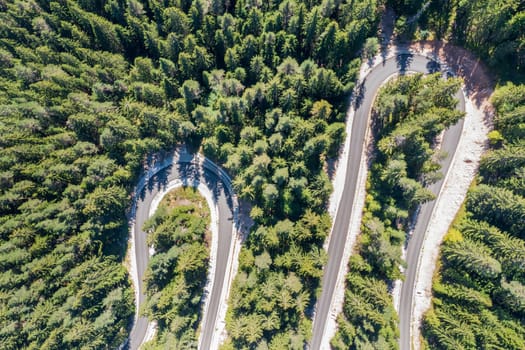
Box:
(127, 149, 237, 350)
(310, 53, 464, 350)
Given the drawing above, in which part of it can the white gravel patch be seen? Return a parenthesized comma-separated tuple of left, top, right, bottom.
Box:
(125, 218, 140, 346)
(322, 53, 391, 348)
(321, 124, 372, 349)
(403, 43, 494, 349)
(410, 90, 491, 349)
(197, 157, 243, 350)
(392, 278, 403, 313)
(322, 74, 360, 347)
(142, 320, 158, 346)
(326, 50, 394, 222)
(215, 219, 244, 349)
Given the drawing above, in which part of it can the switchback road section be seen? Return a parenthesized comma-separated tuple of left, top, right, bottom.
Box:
(127, 149, 238, 350)
(310, 52, 464, 350)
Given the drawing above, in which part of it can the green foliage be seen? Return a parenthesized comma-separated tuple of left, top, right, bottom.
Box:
(466, 184, 525, 238)
(143, 187, 210, 348)
(0, 0, 379, 347)
(454, 0, 525, 76)
(0, 1, 195, 346)
(202, 1, 382, 346)
(443, 238, 502, 279)
(363, 37, 380, 59)
(227, 210, 331, 347)
(423, 83, 525, 349)
(340, 273, 399, 347)
(391, 0, 525, 76)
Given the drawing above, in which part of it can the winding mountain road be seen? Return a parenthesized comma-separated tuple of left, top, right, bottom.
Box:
(310, 52, 464, 349)
(127, 149, 237, 350)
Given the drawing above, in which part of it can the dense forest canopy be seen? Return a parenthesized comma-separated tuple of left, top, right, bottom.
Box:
(142, 187, 210, 349)
(422, 83, 525, 350)
(0, 0, 380, 348)
(2, 0, 524, 348)
(382, 1, 525, 349)
(388, 0, 525, 77)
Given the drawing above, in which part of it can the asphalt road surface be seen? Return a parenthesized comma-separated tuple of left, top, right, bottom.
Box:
(399, 92, 465, 349)
(309, 53, 464, 350)
(127, 151, 235, 350)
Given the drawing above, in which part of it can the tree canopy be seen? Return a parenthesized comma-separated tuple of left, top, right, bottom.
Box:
(0, 0, 381, 347)
(422, 84, 525, 350)
(142, 187, 210, 349)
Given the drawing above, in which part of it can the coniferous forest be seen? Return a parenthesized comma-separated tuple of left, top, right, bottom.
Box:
(143, 187, 210, 349)
(387, 0, 525, 349)
(1, 0, 525, 349)
(422, 83, 525, 350)
(0, 0, 378, 348)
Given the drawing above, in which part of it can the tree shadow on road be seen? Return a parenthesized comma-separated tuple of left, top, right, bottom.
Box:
(353, 78, 367, 110)
(426, 59, 441, 74)
(395, 52, 413, 75)
(175, 156, 236, 223)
